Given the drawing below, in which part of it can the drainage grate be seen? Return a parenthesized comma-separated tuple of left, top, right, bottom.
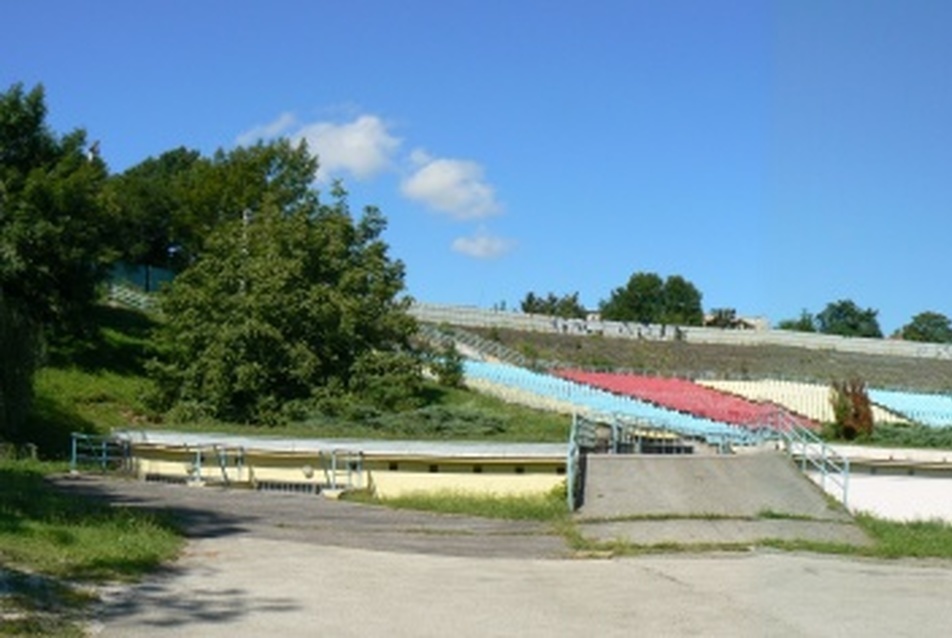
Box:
(255, 481, 319, 495)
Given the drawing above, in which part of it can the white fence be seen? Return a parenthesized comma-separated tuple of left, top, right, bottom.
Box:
(409, 303, 952, 361)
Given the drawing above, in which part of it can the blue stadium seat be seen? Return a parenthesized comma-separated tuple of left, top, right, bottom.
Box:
(463, 361, 754, 444)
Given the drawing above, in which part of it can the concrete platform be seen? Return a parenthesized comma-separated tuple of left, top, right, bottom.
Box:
(576, 452, 869, 547)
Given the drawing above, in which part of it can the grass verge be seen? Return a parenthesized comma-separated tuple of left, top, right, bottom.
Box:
(571, 514, 952, 560)
(344, 485, 570, 522)
(0, 460, 183, 635)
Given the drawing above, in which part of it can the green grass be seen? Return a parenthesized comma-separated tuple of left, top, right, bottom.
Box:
(0, 460, 182, 580)
(568, 513, 952, 559)
(345, 485, 570, 522)
(852, 513, 952, 558)
(0, 459, 183, 635)
(24, 304, 570, 456)
(859, 422, 952, 449)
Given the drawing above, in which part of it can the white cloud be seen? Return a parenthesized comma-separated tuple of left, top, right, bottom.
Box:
(451, 230, 514, 259)
(401, 150, 501, 220)
(295, 115, 400, 181)
(236, 113, 401, 182)
(235, 112, 297, 146)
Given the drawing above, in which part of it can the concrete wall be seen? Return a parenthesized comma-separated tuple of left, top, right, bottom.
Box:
(410, 302, 952, 361)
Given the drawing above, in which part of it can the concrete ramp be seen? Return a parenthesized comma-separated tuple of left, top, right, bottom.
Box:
(577, 452, 869, 546)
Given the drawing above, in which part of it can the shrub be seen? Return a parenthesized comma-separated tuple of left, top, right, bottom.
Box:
(829, 378, 874, 440)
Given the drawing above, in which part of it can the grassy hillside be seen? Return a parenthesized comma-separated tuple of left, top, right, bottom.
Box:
(25, 304, 952, 459)
(474, 327, 952, 392)
(25, 305, 571, 459)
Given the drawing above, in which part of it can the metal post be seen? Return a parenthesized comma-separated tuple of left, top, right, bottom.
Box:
(842, 458, 850, 508)
(70, 434, 78, 472)
(101, 438, 108, 471)
(193, 449, 203, 482)
(331, 451, 338, 490)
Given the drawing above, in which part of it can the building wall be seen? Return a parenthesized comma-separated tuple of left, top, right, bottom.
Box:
(130, 445, 565, 498)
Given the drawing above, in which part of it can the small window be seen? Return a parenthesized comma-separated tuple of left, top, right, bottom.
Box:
(388, 462, 398, 471)
(429, 464, 439, 473)
(473, 465, 483, 474)
(515, 466, 525, 475)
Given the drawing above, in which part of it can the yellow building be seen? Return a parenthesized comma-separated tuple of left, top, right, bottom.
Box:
(120, 431, 567, 500)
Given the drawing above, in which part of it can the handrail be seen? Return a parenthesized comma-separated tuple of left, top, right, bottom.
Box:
(766, 410, 850, 507)
(70, 433, 130, 472)
(566, 413, 594, 511)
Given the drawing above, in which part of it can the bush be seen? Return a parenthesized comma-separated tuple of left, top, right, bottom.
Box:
(829, 378, 874, 440)
(432, 342, 464, 388)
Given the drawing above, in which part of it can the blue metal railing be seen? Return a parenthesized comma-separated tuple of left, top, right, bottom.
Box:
(70, 433, 130, 472)
(767, 411, 850, 507)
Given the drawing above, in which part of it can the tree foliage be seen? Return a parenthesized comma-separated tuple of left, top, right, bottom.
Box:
(109, 139, 318, 273)
(520, 291, 587, 318)
(900, 311, 952, 344)
(816, 299, 882, 338)
(1, 82, 112, 441)
(0, 82, 114, 334)
(107, 147, 204, 272)
(599, 271, 703, 325)
(149, 163, 420, 424)
(776, 310, 817, 333)
(427, 341, 464, 389)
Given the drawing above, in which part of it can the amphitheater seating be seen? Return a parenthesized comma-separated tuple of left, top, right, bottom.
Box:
(555, 369, 815, 430)
(697, 379, 908, 425)
(463, 361, 757, 445)
(868, 390, 952, 428)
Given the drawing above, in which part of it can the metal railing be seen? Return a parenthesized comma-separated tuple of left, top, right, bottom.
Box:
(107, 283, 158, 312)
(419, 323, 531, 368)
(321, 449, 364, 491)
(106, 436, 365, 493)
(766, 410, 850, 507)
(566, 414, 597, 511)
(70, 433, 131, 472)
(566, 412, 697, 510)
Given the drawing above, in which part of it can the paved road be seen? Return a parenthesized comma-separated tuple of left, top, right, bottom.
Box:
(54, 476, 952, 637)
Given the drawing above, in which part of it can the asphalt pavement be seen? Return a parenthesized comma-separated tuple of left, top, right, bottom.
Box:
(50, 475, 952, 637)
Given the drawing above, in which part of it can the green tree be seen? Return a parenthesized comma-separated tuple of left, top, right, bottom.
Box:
(900, 311, 952, 344)
(0, 82, 115, 334)
(108, 147, 204, 273)
(110, 138, 318, 274)
(1, 82, 112, 441)
(520, 291, 586, 318)
(777, 310, 817, 332)
(599, 272, 664, 322)
(816, 299, 882, 338)
(599, 271, 703, 325)
(431, 342, 464, 388)
(660, 275, 703, 325)
(149, 174, 419, 424)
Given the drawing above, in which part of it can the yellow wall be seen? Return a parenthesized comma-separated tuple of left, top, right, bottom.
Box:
(367, 470, 563, 498)
(130, 445, 565, 498)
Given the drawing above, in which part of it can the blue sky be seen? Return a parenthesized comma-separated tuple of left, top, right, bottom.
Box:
(3, 0, 950, 334)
